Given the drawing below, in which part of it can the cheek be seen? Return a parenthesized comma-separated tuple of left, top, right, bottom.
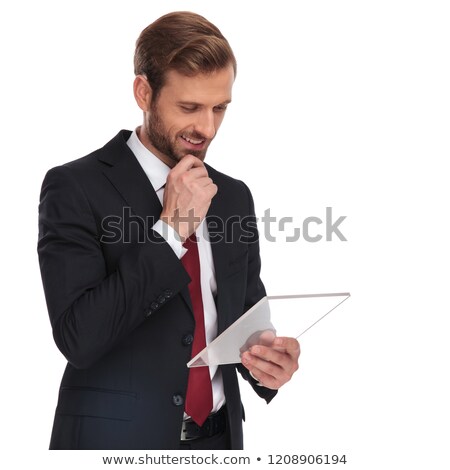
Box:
(167, 123, 183, 140)
(171, 119, 193, 138)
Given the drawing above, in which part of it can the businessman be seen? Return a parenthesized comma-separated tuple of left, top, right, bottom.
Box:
(38, 11, 300, 450)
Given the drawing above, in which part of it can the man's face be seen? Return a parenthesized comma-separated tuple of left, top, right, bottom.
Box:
(142, 65, 234, 167)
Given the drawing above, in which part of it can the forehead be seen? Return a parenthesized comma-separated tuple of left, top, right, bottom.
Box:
(161, 66, 234, 104)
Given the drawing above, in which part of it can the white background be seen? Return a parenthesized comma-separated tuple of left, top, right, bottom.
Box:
(1, 0, 449, 468)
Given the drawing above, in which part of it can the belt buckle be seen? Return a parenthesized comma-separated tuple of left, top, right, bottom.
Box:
(180, 419, 198, 441)
(180, 407, 225, 441)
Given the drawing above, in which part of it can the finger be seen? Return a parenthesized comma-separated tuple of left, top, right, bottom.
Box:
(173, 154, 205, 173)
(258, 329, 277, 346)
(175, 174, 214, 194)
(247, 345, 292, 371)
(272, 337, 301, 358)
(246, 367, 284, 390)
(193, 177, 215, 188)
(183, 166, 209, 180)
(169, 165, 208, 187)
(247, 341, 300, 377)
(241, 352, 287, 390)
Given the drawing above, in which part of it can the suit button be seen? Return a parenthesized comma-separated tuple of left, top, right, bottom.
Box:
(172, 394, 184, 406)
(182, 334, 194, 346)
(150, 301, 159, 310)
(157, 295, 166, 304)
(164, 289, 172, 298)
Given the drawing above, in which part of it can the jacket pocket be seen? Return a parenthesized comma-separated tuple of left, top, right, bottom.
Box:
(56, 386, 136, 421)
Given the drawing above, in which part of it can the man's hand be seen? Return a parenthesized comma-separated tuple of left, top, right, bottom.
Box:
(160, 155, 218, 241)
(241, 337, 300, 390)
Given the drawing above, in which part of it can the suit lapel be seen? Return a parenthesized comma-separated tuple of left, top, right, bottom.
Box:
(205, 172, 235, 336)
(97, 130, 193, 314)
(98, 131, 162, 223)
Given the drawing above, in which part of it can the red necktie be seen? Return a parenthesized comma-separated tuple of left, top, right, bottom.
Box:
(182, 234, 213, 426)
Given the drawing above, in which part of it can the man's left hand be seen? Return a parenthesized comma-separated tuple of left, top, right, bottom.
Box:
(241, 337, 300, 390)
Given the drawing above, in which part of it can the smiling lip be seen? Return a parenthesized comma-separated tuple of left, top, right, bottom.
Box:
(180, 134, 206, 150)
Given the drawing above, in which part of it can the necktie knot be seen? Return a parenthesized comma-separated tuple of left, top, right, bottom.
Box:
(182, 233, 197, 249)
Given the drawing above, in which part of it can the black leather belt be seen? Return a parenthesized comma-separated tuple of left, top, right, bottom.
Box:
(180, 407, 227, 441)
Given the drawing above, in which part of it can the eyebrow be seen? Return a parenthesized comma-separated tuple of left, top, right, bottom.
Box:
(177, 99, 232, 107)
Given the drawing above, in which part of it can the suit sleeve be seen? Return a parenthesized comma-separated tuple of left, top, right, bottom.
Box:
(38, 165, 190, 369)
(236, 182, 278, 403)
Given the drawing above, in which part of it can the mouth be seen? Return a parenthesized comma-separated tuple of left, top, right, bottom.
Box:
(180, 134, 207, 151)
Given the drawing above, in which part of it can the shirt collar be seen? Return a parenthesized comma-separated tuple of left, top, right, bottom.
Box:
(126, 127, 170, 192)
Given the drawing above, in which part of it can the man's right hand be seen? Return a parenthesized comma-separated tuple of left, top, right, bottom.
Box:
(160, 155, 218, 241)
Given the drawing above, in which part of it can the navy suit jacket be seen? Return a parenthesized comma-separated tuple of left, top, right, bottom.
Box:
(38, 130, 277, 449)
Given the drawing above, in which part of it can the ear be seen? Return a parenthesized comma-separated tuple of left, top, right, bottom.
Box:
(133, 75, 153, 111)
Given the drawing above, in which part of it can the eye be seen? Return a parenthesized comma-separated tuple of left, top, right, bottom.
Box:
(180, 105, 198, 113)
(214, 105, 228, 113)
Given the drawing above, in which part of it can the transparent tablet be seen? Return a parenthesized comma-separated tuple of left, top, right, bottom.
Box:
(187, 292, 350, 368)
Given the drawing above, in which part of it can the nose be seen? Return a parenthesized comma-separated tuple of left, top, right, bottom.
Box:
(195, 110, 216, 140)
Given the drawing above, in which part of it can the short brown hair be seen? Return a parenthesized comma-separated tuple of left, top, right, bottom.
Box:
(134, 11, 237, 101)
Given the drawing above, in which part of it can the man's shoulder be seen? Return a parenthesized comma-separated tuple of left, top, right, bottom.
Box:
(204, 163, 257, 217)
(60, 129, 133, 174)
(40, 130, 134, 197)
(205, 163, 249, 194)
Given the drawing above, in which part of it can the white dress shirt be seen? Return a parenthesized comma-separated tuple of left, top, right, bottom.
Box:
(127, 129, 226, 417)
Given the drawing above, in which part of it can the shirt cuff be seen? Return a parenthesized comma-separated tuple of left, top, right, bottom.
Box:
(152, 219, 187, 259)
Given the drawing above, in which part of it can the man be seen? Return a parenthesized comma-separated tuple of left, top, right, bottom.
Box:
(38, 11, 300, 450)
